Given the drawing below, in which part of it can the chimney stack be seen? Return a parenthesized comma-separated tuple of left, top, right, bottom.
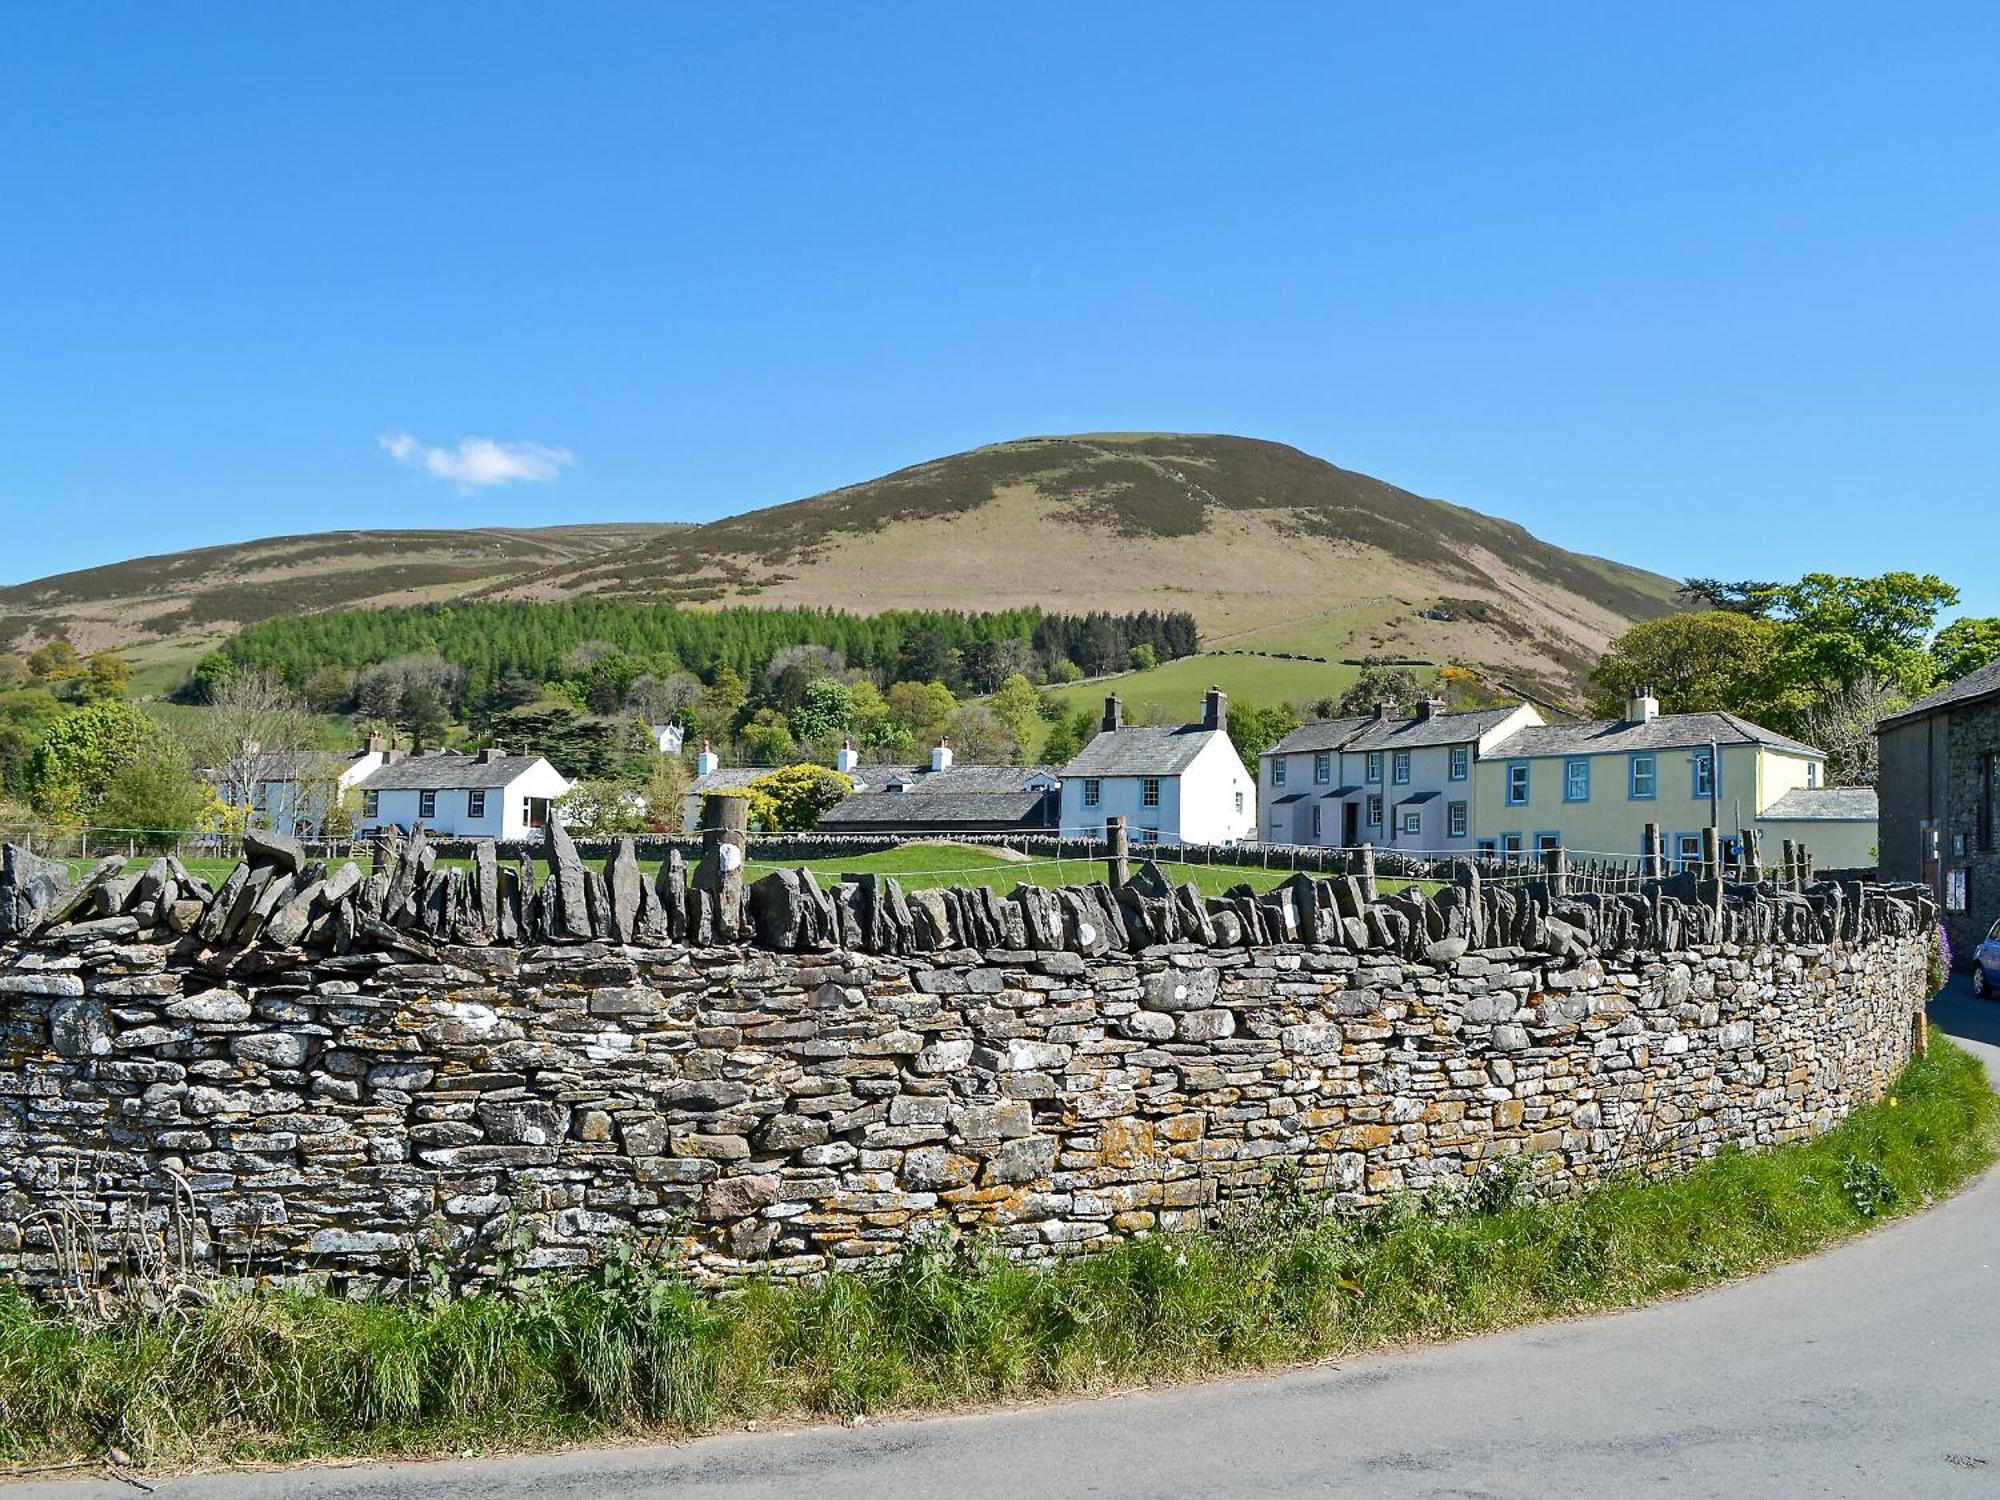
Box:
(476, 745, 503, 765)
(1103, 695, 1123, 734)
(1375, 698, 1400, 722)
(1627, 687, 1660, 724)
(931, 737, 954, 773)
(1417, 695, 1448, 721)
(1202, 685, 1228, 732)
(835, 739, 860, 775)
(695, 739, 720, 777)
(365, 729, 387, 755)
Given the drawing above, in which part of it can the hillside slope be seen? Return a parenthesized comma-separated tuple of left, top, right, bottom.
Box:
(0, 524, 677, 680)
(494, 433, 1680, 696)
(0, 435, 1679, 698)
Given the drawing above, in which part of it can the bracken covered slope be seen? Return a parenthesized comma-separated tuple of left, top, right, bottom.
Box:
(493, 433, 1681, 693)
(2, 435, 1679, 694)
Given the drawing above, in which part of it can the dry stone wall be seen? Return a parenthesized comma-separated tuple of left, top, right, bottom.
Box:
(0, 833, 1938, 1295)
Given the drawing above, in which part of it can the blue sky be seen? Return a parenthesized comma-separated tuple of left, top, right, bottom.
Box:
(3, 4, 1994, 616)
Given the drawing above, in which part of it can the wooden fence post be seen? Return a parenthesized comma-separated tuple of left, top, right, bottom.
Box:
(696, 793, 749, 941)
(1105, 816, 1129, 893)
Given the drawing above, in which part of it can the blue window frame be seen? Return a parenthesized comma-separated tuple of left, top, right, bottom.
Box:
(1365, 751, 1383, 784)
(1628, 753, 1657, 800)
(1449, 745, 1469, 781)
(1500, 832, 1524, 858)
(1563, 757, 1590, 803)
(1691, 750, 1719, 799)
(1505, 761, 1530, 806)
(1535, 831, 1562, 854)
(1392, 750, 1411, 785)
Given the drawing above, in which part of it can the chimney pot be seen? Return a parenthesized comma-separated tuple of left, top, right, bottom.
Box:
(1627, 687, 1661, 724)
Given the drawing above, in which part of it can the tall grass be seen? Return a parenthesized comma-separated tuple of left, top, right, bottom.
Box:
(2, 1032, 1991, 1470)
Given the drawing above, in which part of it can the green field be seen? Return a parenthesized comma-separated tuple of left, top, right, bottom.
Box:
(1040, 652, 1383, 731)
(63, 842, 1355, 907)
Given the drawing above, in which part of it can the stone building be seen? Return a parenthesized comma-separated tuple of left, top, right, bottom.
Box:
(1877, 659, 2000, 957)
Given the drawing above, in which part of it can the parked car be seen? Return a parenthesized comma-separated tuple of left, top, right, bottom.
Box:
(1976, 920, 2000, 999)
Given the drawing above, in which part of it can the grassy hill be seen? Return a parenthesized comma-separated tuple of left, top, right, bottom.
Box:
(0, 434, 1680, 701)
(0, 525, 678, 692)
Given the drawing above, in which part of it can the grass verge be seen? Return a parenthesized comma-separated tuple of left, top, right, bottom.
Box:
(2, 1031, 1991, 1472)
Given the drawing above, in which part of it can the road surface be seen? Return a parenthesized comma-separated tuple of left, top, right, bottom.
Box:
(18, 981, 2000, 1499)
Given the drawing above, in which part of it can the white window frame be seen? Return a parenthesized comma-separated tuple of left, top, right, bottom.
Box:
(468, 789, 488, 819)
(1272, 758, 1287, 786)
(1314, 752, 1331, 785)
(1365, 751, 1383, 784)
(419, 789, 437, 820)
(1141, 777, 1161, 808)
(1448, 800, 1467, 838)
(1449, 745, 1469, 781)
(1400, 809, 1421, 836)
(1392, 750, 1411, 785)
(1082, 778, 1101, 808)
(363, 790, 379, 819)
(1366, 793, 1383, 828)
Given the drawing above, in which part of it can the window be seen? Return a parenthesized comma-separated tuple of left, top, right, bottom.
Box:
(1476, 839, 1497, 855)
(1272, 758, 1287, 787)
(1401, 809, 1421, 836)
(1234, 790, 1244, 814)
(1366, 751, 1383, 784)
(418, 789, 437, 820)
(252, 783, 270, 811)
(1501, 833, 1524, 858)
(1392, 750, 1411, 785)
(1629, 754, 1657, 800)
(1506, 762, 1530, 806)
(1141, 777, 1161, 808)
(1314, 752, 1331, 785)
(1366, 793, 1383, 828)
(1311, 805, 1323, 839)
(1675, 832, 1703, 871)
(1806, 761, 1820, 789)
(1082, 778, 1101, 808)
(1448, 800, 1468, 838)
(1139, 826, 1159, 844)
(468, 789, 487, 819)
(523, 796, 550, 831)
(362, 790, 380, 819)
(1536, 832, 1561, 854)
(1563, 757, 1590, 803)
(1449, 745, 1469, 781)
(1692, 751, 1718, 799)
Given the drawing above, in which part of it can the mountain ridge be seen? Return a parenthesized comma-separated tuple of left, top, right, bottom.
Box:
(0, 434, 1679, 697)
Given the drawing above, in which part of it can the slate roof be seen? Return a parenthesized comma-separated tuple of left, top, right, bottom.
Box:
(358, 754, 555, 791)
(871, 764, 1060, 793)
(1322, 784, 1363, 798)
(1397, 790, 1441, 805)
(1268, 717, 1371, 755)
(1062, 726, 1229, 778)
(817, 789, 1056, 829)
(1487, 712, 1821, 760)
(1761, 786, 1879, 821)
(1270, 792, 1308, 806)
(1269, 707, 1524, 757)
(1878, 659, 2000, 727)
(1342, 707, 1523, 752)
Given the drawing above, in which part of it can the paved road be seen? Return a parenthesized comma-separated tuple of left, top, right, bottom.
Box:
(20, 982, 2000, 1500)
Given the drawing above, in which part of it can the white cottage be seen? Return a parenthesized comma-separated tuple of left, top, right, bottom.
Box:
(355, 748, 573, 841)
(218, 732, 388, 838)
(1057, 691, 1256, 845)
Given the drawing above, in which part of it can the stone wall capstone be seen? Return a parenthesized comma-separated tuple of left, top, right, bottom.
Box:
(0, 835, 1938, 1294)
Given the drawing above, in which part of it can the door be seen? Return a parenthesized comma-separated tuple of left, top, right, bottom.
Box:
(1342, 801, 1359, 847)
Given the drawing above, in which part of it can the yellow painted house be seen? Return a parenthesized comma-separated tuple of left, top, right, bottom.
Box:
(1469, 691, 1845, 869)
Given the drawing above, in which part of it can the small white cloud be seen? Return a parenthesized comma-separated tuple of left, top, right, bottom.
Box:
(380, 431, 573, 491)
